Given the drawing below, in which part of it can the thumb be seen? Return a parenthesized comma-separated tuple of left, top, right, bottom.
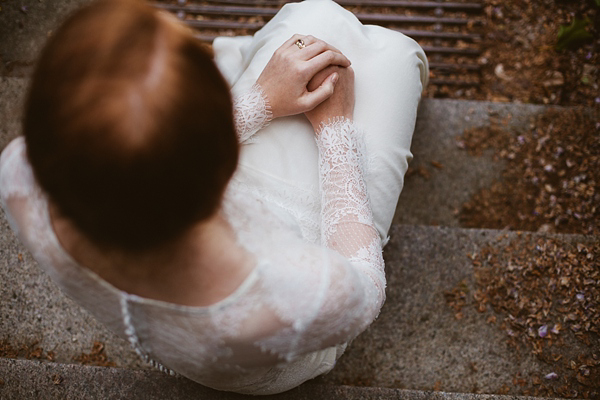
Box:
(303, 72, 338, 110)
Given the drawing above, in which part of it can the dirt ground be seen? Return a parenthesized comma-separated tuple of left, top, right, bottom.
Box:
(449, 3, 600, 397)
(427, 0, 600, 107)
(466, 235, 598, 398)
(445, 0, 600, 235)
(458, 107, 599, 235)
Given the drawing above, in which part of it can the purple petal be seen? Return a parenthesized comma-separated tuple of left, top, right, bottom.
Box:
(538, 325, 548, 338)
(545, 372, 558, 380)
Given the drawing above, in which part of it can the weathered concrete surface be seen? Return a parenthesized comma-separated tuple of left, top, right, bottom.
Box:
(318, 225, 596, 394)
(1, 217, 595, 395)
(0, 358, 562, 400)
(0, 77, 28, 146)
(0, 0, 93, 76)
(394, 99, 548, 228)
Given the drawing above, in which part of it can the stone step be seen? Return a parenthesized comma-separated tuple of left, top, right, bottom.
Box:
(1, 215, 596, 395)
(0, 358, 563, 400)
(0, 77, 28, 148)
(0, 0, 93, 77)
(318, 225, 598, 394)
(394, 99, 549, 227)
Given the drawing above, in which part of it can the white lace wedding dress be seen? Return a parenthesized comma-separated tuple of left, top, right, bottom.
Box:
(0, 84, 386, 395)
(1, 0, 429, 392)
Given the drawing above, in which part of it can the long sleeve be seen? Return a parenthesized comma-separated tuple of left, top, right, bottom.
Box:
(252, 118, 387, 360)
(315, 117, 386, 311)
(232, 84, 272, 143)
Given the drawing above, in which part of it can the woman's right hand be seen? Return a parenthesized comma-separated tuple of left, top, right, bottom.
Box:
(305, 65, 355, 133)
(256, 34, 351, 119)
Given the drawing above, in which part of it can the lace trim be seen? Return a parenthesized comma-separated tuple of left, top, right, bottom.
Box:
(233, 83, 273, 143)
(349, 240, 386, 305)
(120, 295, 176, 376)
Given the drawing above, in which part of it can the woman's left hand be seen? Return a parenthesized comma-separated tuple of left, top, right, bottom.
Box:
(256, 34, 351, 119)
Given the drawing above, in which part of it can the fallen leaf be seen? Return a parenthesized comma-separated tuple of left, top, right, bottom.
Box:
(556, 18, 593, 50)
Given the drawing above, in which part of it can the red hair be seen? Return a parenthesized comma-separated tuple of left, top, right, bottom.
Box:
(24, 0, 238, 251)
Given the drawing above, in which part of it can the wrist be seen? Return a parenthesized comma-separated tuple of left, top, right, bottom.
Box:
(312, 115, 354, 137)
(312, 115, 354, 135)
(250, 83, 273, 123)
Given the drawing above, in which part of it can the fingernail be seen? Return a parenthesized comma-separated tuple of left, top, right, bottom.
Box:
(332, 73, 339, 85)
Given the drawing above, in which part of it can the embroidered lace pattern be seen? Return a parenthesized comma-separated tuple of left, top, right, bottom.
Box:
(0, 115, 386, 393)
(233, 83, 272, 143)
(316, 118, 386, 306)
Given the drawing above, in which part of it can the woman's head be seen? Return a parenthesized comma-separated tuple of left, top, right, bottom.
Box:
(25, 0, 238, 251)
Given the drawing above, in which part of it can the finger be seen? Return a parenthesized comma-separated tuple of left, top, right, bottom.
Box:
(307, 65, 339, 92)
(280, 34, 307, 52)
(301, 40, 345, 61)
(304, 36, 343, 55)
(301, 35, 318, 46)
(301, 36, 342, 54)
(301, 72, 338, 111)
(286, 35, 342, 56)
(306, 50, 351, 75)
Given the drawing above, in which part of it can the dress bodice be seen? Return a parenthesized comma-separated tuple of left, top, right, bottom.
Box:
(0, 86, 386, 393)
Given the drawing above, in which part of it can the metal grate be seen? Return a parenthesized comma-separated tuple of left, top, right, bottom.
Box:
(152, 0, 484, 86)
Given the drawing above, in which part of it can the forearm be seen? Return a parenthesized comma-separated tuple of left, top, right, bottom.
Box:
(316, 117, 386, 305)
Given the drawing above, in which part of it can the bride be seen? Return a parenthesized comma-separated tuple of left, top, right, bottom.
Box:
(0, 0, 427, 395)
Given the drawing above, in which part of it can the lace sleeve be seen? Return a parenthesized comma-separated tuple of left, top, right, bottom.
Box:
(250, 119, 386, 360)
(233, 83, 272, 143)
(316, 118, 386, 313)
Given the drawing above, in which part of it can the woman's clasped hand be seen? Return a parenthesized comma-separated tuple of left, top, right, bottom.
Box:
(255, 34, 355, 128)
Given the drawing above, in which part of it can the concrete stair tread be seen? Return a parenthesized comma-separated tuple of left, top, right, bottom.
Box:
(0, 357, 564, 400)
(1, 2, 595, 397)
(1, 216, 596, 395)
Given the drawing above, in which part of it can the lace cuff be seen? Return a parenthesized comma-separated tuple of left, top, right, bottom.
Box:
(233, 83, 273, 143)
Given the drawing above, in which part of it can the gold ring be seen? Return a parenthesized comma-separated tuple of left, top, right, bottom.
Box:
(295, 39, 305, 49)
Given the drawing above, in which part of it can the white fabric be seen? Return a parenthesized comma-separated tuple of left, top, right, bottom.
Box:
(233, 83, 272, 143)
(0, 123, 377, 394)
(214, 0, 428, 244)
(0, 0, 427, 395)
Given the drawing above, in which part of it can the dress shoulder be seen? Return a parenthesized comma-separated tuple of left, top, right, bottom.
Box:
(0, 137, 39, 202)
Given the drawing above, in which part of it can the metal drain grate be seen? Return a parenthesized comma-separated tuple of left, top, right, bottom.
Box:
(152, 0, 484, 87)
